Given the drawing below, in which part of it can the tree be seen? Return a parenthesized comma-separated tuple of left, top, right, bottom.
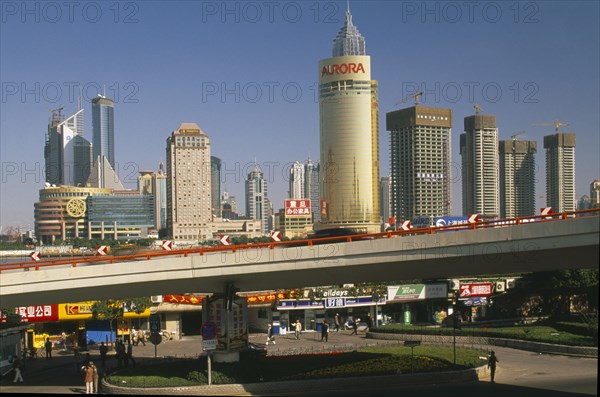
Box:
(91, 297, 151, 344)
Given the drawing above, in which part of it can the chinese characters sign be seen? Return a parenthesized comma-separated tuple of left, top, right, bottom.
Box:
(285, 199, 311, 216)
(459, 283, 493, 298)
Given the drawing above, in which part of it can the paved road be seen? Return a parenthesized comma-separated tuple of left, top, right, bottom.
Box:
(0, 331, 597, 395)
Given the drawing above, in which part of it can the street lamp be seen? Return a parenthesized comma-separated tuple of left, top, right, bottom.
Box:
(452, 291, 457, 366)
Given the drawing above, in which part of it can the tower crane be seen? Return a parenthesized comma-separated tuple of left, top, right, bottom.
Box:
(511, 131, 526, 141)
(394, 91, 423, 107)
(531, 119, 570, 132)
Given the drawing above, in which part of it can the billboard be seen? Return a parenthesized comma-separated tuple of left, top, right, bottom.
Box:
(459, 283, 493, 298)
(285, 199, 311, 216)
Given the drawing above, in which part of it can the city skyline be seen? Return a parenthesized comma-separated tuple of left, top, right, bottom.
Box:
(1, 1, 599, 229)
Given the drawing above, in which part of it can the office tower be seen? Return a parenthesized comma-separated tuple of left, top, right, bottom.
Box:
(138, 162, 167, 232)
(499, 139, 537, 217)
(166, 123, 212, 241)
(544, 133, 576, 212)
(460, 110, 499, 217)
(211, 156, 222, 218)
(590, 180, 600, 208)
(221, 191, 239, 219)
(387, 106, 452, 221)
(304, 159, 321, 223)
(318, 5, 380, 233)
(44, 107, 92, 186)
(289, 161, 305, 199)
(92, 95, 115, 169)
(245, 165, 270, 234)
(380, 176, 392, 225)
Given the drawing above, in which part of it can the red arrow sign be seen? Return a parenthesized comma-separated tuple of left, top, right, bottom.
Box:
(30, 251, 40, 262)
(96, 246, 108, 256)
(67, 305, 79, 315)
(399, 220, 411, 231)
(540, 207, 553, 217)
(220, 235, 230, 246)
(161, 240, 173, 251)
(468, 214, 479, 224)
(271, 231, 281, 242)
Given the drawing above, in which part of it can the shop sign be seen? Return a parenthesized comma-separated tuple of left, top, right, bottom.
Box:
(388, 284, 426, 301)
(1, 305, 59, 323)
(324, 298, 346, 308)
(459, 283, 493, 298)
(163, 294, 204, 305)
(424, 284, 448, 299)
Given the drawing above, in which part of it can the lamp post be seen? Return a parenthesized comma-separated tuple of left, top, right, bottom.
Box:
(452, 291, 457, 366)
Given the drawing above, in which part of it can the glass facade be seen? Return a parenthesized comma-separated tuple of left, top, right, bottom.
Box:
(92, 96, 115, 169)
(87, 195, 155, 227)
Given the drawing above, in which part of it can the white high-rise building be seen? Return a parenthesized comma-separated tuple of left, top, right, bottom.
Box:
(166, 123, 212, 241)
(289, 161, 305, 199)
(246, 165, 270, 235)
(544, 133, 576, 212)
(304, 159, 321, 223)
(460, 111, 499, 217)
(318, 5, 379, 233)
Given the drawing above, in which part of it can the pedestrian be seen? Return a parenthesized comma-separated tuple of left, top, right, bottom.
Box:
(99, 342, 108, 368)
(116, 341, 125, 367)
(351, 318, 359, 335)
(131, 327, 138, 346)
(12, 357, 24, 383)
(84, 362, 94, 394)
(134, 328, 146, 346)
(320, 319, 329, 342)
(90, 362, 99, 393)
(365, 312, 373, 331)
(266, 323, 276, 345)
(488, 350, 499, 383)
(294, 319, 302, 340)
(61, 332, 68, 351)
(126, 341, 136, 366)
(44, 337, 53, 359)
(334, 313, 341, 332)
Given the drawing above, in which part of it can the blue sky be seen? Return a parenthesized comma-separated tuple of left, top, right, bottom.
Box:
(1, 1, 599, 230)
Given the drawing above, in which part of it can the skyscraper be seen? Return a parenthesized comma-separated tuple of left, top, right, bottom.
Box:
(211, 156, 222, 218)
(379, 176, 392, 226)
(245, 165, 270, 235)
(499, 139, 537, 217)
(138, 162, 167, 232)
(166, 123, 212, 241)
(590, 180, 600, 209)
(387, 106, 452, 221)
(460, 109, 499, 217)
(289, 161, 305, 199)
(44, 107, 92, 187)
(92, 95, 115, 169)
(304, 159, 321, 223)
(318, 5, 380, 233)
(544, 133, 576, 212)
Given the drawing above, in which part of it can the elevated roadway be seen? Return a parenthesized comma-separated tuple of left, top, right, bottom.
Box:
(1, 211, 598, 307)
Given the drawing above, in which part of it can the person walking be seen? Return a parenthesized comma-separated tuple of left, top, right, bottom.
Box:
(84, 362, 94, 394)
(334, 313, 341, 332)
(320, 319, 329, 342)
(12, 357, 24, 383)
(99, 342, 108, 369)
(365, 312, 373, 331)
(266, 323, 276, 345)
(126, 341, 136, 367)
(293, 319, 302, 340)
(61, 332, 68, 351)
(44, 337, 53, 359)
(350, 318, 359, 335)
(90, 362, 99, 393)
(488, 351, 499, 383)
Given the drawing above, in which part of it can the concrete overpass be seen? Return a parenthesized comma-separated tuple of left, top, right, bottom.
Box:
(1, 213, 598, 307)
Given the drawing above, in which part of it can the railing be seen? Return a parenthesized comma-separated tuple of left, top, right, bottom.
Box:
(1, 208, 598, 273)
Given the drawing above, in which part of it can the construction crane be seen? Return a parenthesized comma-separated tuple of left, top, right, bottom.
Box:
(474, 103, 484, 114)
(531, 119, 570, 132)
(394, 91, 423, 107)
(511, 131, 526, 141)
